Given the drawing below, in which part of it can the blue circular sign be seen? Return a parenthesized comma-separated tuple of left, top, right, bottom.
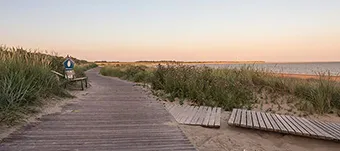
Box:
(63, 58, 74, 70)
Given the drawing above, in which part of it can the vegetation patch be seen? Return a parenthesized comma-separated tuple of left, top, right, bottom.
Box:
(0, 46, 96, 125)
(100, 64, 340, 115)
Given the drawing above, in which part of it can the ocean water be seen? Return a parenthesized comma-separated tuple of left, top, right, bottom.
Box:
(196, 62, 340, 76)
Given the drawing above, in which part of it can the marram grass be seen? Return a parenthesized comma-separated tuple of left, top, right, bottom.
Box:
(0, 46, 97, 125)
(100, 64, 340, 115)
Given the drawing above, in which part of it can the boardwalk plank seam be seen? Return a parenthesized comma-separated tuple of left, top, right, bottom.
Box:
(202, 107, 212, 126)
(208, 107, 217, 127)
(215, 108, 221, 127)
(228, 109, 237, 125)
(190, 106, 204, 125)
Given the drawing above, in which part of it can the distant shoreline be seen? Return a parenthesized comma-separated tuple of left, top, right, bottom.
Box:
(273, 73, 340, 81)
(95, 61, 340, 64)
(95, 61, 266, 65)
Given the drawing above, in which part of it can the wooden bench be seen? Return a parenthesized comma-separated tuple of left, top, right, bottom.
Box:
(68, 77, 88, 90)
(51, 70, 88, 90)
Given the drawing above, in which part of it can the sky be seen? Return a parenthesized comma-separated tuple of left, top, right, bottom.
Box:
(1, 0, 339, 62)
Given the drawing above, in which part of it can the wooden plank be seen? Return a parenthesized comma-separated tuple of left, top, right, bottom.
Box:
(215, 108, 221, 127)
(274, 114, 295, 134)
(270, 114, 288, 133)
(256, 112, 266, 129)
(164, 103, 169, 110)
(208, 107, 217, 127)
(164, 103, 170, 110)
(317, 120, 340, 139)
(167, 103, 175, 111)
(273, 114, 295, 134)
(300, 118, 334, 140)
(202, 107, 212, 126)
(190, 106, 204, 125)
(286, 115, 310, 136)
(170, 105, 181, 122)
(173, 105, 188, 122)
(251, 111, 260, 129)
(51, 70, 64, 77)
(169, 104, 178, 115)
(327, 122, 340, 135)
(178, 105, 192, 123)
(246, 110, 253, 128)
(309, 120, 339, 139)
(182, 105, 195, 123)
(260, 112, 273, 131)
(318, 121, 340, 137)
(165, 103, 174, 111)
(240, 109, 247, 127)
(179, 106, 194, 123)
(265, 112, 280, 132)
(281, 115, 303, 135)
(196, 107, 208, 125)
(328, 123, 340, 132)
(234, 109, 242, 126)
(184, 106, 199, 124)
(290, 116, 317, 137)
(228, 109, 237, 125)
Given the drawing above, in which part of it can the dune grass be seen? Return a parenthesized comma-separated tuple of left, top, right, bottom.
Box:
(100, 64, 153, 83)
(0, 46, 96, 125)
(74, 63, 98, 77)
(100, 64, 340, 115)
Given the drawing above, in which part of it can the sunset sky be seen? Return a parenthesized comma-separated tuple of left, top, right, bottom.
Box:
(1, 0, 339, 62)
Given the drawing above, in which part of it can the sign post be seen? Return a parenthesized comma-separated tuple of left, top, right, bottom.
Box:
(63, 56, 75, 79)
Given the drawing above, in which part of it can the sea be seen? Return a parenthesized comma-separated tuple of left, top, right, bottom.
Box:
(196, 62, 340, 76)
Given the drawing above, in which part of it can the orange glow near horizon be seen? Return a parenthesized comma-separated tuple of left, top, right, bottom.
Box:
(1, 0, 340, 62)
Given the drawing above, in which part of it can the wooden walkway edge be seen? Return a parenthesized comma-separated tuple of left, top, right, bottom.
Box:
(228, 109, 340, 142)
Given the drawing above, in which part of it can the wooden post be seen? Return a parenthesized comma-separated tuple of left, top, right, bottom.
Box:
(81, 80, 84, 90)
(85, 78, 88, 88)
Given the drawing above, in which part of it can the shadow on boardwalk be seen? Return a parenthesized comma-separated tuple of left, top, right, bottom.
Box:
(0, 68, 196, 151)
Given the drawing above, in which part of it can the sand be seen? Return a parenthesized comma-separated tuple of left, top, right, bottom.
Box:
(179, 111, 340, 151)
(146, 88, 340, 151)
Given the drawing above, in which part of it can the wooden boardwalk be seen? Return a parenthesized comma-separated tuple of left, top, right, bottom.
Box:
(0, 68, 196, 151)
(164, 103, 221, 128)
(228, 109, 340, 141)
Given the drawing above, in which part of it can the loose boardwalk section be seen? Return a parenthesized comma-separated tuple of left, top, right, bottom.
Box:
(228, 109, 340, 142)
(164, 103, 221, 128)
(0, 68, 196, 151)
